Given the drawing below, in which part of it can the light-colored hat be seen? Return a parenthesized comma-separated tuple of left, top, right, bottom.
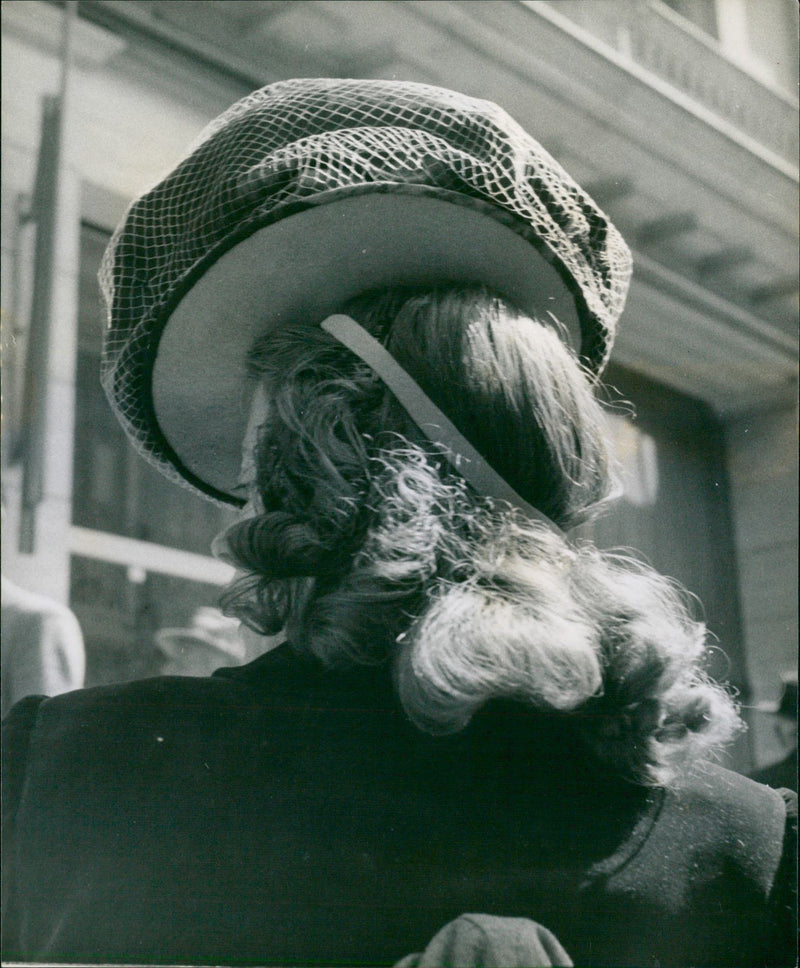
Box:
(154, 607, 246, 671)
(100, 77, 632, 506)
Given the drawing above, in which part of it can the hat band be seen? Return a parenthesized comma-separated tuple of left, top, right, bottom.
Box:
(320, 314, 563, 536)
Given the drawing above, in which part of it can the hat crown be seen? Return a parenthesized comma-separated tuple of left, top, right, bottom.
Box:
(100, 77, 631, 503)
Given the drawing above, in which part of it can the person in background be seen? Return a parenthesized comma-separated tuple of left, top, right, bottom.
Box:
(1, 574, 85, 718)
(2, 78, 796, 968)
(750, 673, 798, 792)
(154, 606, 247, 678)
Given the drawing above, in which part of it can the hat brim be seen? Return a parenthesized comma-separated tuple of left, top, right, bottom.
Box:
(155, 628, 244, 660)
(153, 192, 584, 503)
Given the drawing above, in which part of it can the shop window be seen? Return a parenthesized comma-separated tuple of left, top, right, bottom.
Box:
(595, 365, 746, 696)
(72, 223, 241, 687)
(74, 225, 237, 555)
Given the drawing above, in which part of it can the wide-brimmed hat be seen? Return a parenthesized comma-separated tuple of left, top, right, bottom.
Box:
(100, 77, 632, 506)
(154, 607, 246, 672)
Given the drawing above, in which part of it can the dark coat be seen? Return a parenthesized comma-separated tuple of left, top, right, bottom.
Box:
(2, 645, 796, 967)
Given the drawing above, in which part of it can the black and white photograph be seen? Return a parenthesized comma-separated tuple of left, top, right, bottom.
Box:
(1, 2, 797, 965)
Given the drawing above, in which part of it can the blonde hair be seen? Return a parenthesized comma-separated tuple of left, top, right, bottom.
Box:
(220, 287, 741, 785)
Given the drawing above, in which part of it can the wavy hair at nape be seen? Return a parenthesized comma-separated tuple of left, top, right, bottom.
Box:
(218, 285, 742, 785)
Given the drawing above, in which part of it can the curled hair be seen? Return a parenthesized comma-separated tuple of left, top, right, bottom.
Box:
(219, 286, 741, 785)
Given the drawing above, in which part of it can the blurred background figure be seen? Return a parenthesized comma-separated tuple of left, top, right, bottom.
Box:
(1, 574, 85, 717)
(750, 672, 798, 791)
(154, 606, 245, 677)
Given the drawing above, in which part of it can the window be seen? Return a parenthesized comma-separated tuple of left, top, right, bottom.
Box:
(72, 223, 241, 687)
(659, 0, 799, 93)
(595, 365, 747, 695)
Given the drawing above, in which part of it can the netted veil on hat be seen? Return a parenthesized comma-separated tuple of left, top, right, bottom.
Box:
(100, 77, 632, 506)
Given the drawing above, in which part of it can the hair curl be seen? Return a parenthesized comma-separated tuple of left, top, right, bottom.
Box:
(218, 286, 742, 785)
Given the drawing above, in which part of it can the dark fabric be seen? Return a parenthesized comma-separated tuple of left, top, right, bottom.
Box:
(2, 644, 796, 967)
